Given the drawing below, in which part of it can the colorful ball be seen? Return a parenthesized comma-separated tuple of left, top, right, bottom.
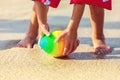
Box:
(38, 30, 65, 57)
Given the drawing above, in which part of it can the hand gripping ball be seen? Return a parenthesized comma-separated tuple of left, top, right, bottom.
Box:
(38, 30, 65, 57)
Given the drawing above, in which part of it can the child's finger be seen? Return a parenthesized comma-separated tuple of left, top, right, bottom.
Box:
(55, 31, 65, 42)
(46, 23, 50, 32)
(70, 39, 80, 53)
(66, 41, 74, 55)
(40, 24, 50, 36)
(63, 41, 70, 56)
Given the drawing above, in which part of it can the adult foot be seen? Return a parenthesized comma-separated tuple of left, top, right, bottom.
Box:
(92, 38, 112, 55)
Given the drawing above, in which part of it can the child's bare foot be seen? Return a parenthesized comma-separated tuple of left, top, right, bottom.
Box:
(17, 36, 36, 48)
(92, 37, 112, 55)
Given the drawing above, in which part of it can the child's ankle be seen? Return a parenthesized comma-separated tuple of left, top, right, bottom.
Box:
(92, 34, 105, 40)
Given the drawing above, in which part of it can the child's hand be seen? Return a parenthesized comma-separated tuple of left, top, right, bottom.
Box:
(40, 24, 50, 36)
(55, 29, 79, 56)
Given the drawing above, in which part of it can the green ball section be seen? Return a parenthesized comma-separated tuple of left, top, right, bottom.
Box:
(39, 33, 56, 54)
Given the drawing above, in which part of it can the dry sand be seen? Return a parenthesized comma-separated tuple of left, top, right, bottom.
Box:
(0, 0, 120, 80)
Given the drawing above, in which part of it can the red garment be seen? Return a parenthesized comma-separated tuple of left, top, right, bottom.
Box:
(34, 0, 112, 10)
(34, 0, 60, 8)
(70, 0, 112, 10)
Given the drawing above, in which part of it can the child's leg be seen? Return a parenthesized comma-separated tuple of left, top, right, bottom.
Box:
(89, 6, 112, 54)
(17, 1, 50, 48)
(17, 5, 38, 48)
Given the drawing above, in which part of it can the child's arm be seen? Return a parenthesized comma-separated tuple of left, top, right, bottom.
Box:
(55, 4, 85, 55)
(34, 1, 50, 36)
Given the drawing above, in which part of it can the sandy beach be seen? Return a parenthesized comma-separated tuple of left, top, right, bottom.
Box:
(0, 0, 120, 80)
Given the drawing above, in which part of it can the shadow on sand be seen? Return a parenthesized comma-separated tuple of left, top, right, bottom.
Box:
(57, 49, 120, 60)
